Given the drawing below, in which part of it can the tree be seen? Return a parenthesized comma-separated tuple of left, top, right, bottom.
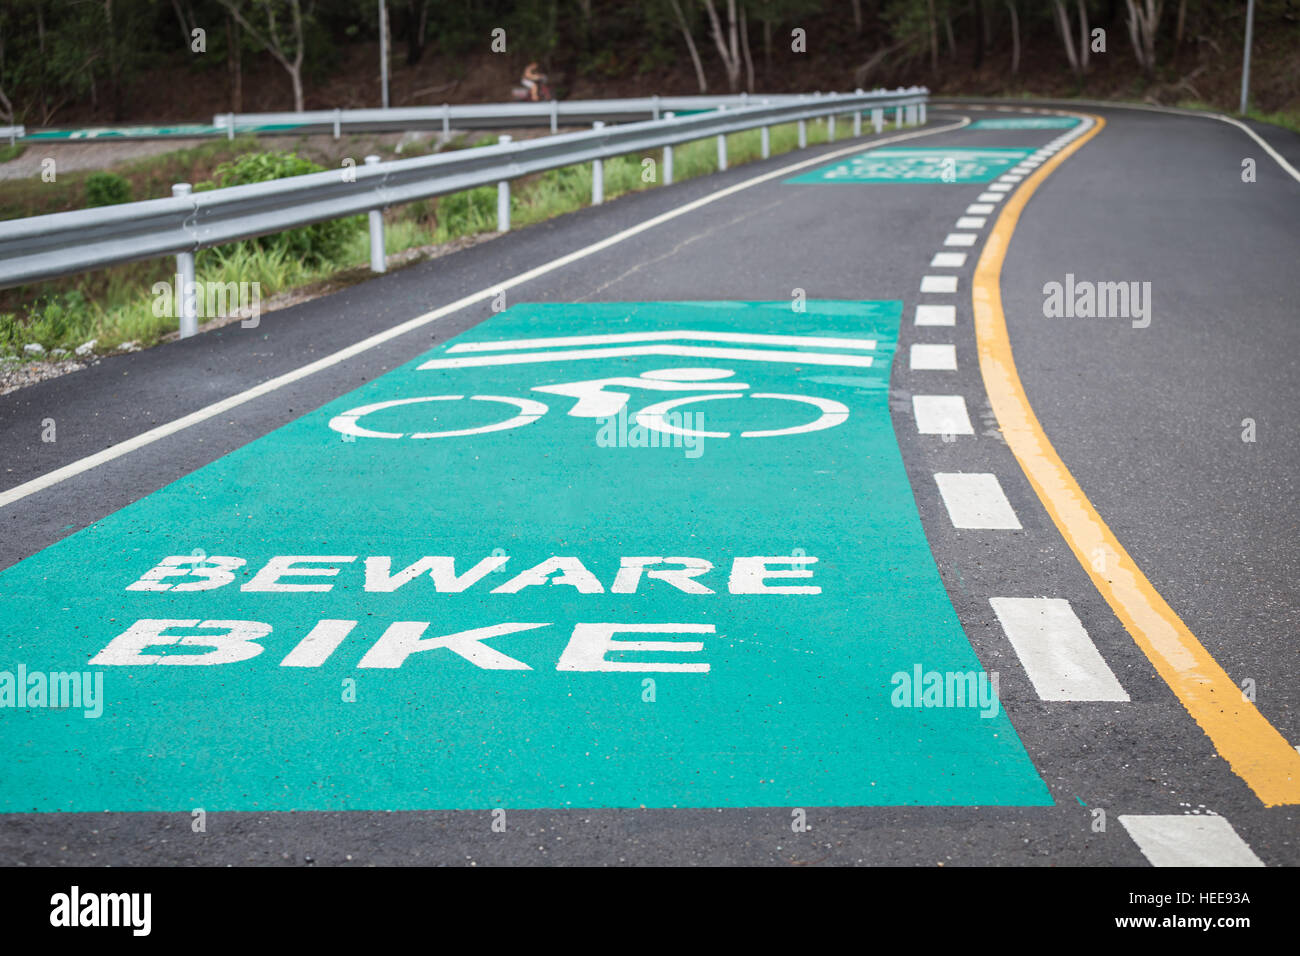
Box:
(700, 0, 744, 91)
(1005, 0, 1020, 74)
(215, 0, 314, 112)
(667, 0, 710, 92)
(1123, 0, 1162, 75)
(1052, 0, 1082, 76)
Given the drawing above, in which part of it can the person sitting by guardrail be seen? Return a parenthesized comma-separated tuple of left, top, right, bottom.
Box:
(520, 62, 546, 102)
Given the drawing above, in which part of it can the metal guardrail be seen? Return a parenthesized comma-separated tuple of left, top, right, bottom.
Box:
(1, 126, 23, 144)
(0, 88, 927, 336)
(211, 93, 821, 138)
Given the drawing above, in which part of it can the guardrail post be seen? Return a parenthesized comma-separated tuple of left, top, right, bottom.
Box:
(919, 101, 926, 124)
(853, 91, 862, 137)
(798, 118, 807, 148)
(442, 104, 450, 137)
(224, 113, 235, 141)
(652, 94, 661, 121)
(365, 155, 386, 273)
(497, 135, 512, 232)
(172, 183, 198, 339)
(663, 112, 675, 185)
(592, 121, 605, 205)
(828, 113, 836, 142)
(550, 99, 558, 134)
(895, 104, 903, 128)
(716, 106, 728, 172)
(872, 107, 883, 134)
(333, 108, 342, 140)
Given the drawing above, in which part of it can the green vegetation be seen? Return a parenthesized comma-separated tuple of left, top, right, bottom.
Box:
(84, 172, 133, 207)
(0, 118, 852, 360)
(0, 143, 26, 163)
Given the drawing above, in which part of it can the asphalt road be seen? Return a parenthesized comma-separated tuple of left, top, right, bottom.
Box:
(1, 101, 1297, 866)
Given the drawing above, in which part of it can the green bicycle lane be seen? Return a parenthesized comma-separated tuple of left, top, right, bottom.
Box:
(0, 298, 1051, 812)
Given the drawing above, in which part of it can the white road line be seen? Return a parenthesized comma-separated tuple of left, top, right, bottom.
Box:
(929, 251, 967, 267)
(955, 216, 986, 229)
(944, 233, 977, 246)
(966, 203, 995, 214)
(920, 275, 958, 293)
(988, 182, 1014, 193)
(449, 330, 878, 352)
(998, 174, 1023, 182)
(422, 343, 874, 370)
(1118, 815, 1265, 867)
(913, 395, 973, 435)
(935, 473, 1020, 529)
(914, 304, 956, 326)
(989, 597, 1129, 701)
(910, 343, 957, 371)
(976, 192, 1003, 203)
(0, 118, 975, 512)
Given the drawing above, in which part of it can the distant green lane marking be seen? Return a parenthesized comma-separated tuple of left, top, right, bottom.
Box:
(968, 117, 1079, 130)
(787, 146, 1035, 184)
(25, 123, 306, 140)
(0, 300, 1050, 812)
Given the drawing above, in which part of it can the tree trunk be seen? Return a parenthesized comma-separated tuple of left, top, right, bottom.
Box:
(1078, 0, 1090, 73)
(1053, 0, 1081, 76)
(406, 0, 429, 66)
(850, 0, 862, 35)
(944, 15, 955, 58)
(668, 0, 709, 93)
(927, 0, 938, 72)
(739, 4, 754, 92)
(701, 0, 743, 92)
(1006, 0, 1020, 74)
(973, 0, 985, 69)
(227, 13, 242, 112)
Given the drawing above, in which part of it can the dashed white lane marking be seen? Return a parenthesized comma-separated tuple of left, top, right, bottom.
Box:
(955, 216, 986, 229)
(998, 174, 1023, 182)
(989, 597, 1130, 701)
(976, 192, 1003, 203)
(966, 203, 995, 215)
(912, 395, 973, 435)
(915, 304, 956, 326)
(988, 182, 1014, 193)
(930, 251, 967, 267)
(920, 275, 958, 293)
(910, 343, 957, 370)
(944, 233, 978, 246)
(1118, 815, 1265, 867)
(935, 473, 1020, 529)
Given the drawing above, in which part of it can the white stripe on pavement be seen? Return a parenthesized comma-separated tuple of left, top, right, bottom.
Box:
(920, 275, 958, 293)
(915, 304, 956, 326)
(989, 597, 1129, 701)
(966, 203, 995, 214)
(944, 232, 978, 246)
(930, 251, 967, 267)
(955, 216, 986, 229)
(935, 473, 1020, 528)
(913, 395, 973, 435)
(910, 343, 957, 371)
(1118, 814, 1265, 867)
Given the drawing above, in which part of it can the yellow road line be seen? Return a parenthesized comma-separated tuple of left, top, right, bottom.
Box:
(972, 111, 1300, 807)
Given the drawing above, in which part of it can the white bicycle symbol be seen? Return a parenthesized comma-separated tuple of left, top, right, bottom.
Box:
(328, 368, 849, 441)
